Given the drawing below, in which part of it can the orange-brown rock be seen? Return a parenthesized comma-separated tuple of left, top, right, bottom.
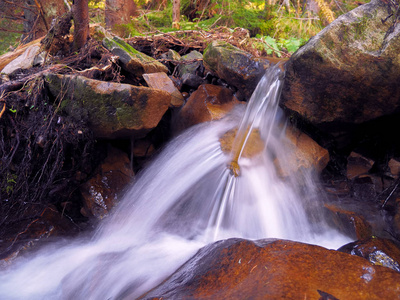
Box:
(132, 138, 155, 158)
(81, 146, 133, 218)
(143, 72, 184, 107)
(347, 152, 374, 180)
(141, 238, 400, 299)
(338, 237, 400, 272)
(175, 84, 240, 133)
(0, 206, 77, 266)
(219, 127, 264, 159)
(276, 125, 330, 176)
(324, 204, 372, 240)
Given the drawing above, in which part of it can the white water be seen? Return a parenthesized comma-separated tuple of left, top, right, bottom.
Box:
(0, 66, 351, 299)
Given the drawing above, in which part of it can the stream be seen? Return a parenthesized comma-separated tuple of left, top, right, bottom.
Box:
(0, 65, 351, 299)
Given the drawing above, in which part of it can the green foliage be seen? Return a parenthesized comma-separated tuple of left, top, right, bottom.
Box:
(255, 35, 306, 57)
(0, 19, 23, 55)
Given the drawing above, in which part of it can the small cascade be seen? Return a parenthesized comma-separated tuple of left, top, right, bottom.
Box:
(0, 65, 351, 300)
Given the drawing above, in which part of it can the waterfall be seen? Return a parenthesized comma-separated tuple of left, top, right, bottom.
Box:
(0, 65, 351, 299)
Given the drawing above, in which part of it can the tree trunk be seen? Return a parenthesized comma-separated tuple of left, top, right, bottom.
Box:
(105, 0, 137, 30)
(72, 0, 89, 50)
(172, 0, 180, 29)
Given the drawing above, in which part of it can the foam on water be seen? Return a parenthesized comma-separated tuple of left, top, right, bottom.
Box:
(0, 66, 351, 299)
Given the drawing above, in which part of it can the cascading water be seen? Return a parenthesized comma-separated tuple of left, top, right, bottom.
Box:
(0, 65, 351, 299)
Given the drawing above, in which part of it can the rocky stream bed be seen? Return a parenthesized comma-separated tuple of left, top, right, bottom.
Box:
(1, 0, 400, 298)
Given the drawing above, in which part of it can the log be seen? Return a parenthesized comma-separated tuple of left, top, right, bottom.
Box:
(0, 38, 43, 72)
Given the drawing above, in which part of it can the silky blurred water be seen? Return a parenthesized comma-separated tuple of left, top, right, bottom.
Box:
(0, 66, 351, 299)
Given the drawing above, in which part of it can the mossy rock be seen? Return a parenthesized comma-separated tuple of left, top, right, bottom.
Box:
(203, 41, 270, 100)
(281, 0, 400, 126)
(176, 50, 204, 77)
(103, 36, 168, 77)
(45, 74, 172, 139)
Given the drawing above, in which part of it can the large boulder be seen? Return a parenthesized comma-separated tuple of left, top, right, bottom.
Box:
(141, 238, 400, 299)
(45, 74, 172, 139)
(281, 0, 400, 128)
(203, 41, 270, 100)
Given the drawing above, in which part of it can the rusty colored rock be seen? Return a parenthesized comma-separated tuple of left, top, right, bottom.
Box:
(338, 237, 400, 272)
(143, 72, 184, 107)
(175, 84, 240, 132)
(219, 127, 264, 159)
(141, 238, 400, 299)
(132, 138, 155, 158)
(347, 152, 374, 180)
(389, 159, 400, 179)
(324, 204, 372, 240)
(0, 206, 77, 266)
(81, 146, 133, 218)
(276, 125, 330, 176)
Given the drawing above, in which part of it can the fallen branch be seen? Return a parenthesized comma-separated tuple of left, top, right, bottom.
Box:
(0, 64, 65, 95)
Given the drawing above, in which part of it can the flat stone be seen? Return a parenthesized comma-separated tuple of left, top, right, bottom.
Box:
(143, 72, 184, 107)
(1, 45, 41, 75)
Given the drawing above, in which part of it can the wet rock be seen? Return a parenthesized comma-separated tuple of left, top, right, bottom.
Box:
(219, 127, 264, 159)
(143, 72, 184, 107)
(103, 36, 168, 77)
(45, 74, 172, 139)
(174, 84, 240, 133)
(389, 159, 400, 179)
(325, 204, 372, 240)
(181, 73, 204, 90)
(338, 237, 400, 272)
(203, 41, 270, 100)
(176, 50, 204, 77)
(394, 198, 400, 239)
(347, 152, 374, 180)
(0, 206, 77, 266)
(1, 45, 41, 75)
(140, 238, 400, 299)
(350, 176, 377, 201)
(81, 146, 133, 219)
(281, 0, 400, 127)
(132, 138, 155, 158)
(277, 125, 330, 176)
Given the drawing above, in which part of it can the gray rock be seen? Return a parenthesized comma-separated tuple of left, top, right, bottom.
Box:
(281, 0, 400, 127)
(203, 41, 270, 100)
(103, 36, 168, 77)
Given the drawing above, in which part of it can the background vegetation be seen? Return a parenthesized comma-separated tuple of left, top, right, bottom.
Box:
(0, 0, 366, 56)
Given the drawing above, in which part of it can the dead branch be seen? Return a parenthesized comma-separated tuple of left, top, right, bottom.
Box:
(0, 65, 64, 95)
